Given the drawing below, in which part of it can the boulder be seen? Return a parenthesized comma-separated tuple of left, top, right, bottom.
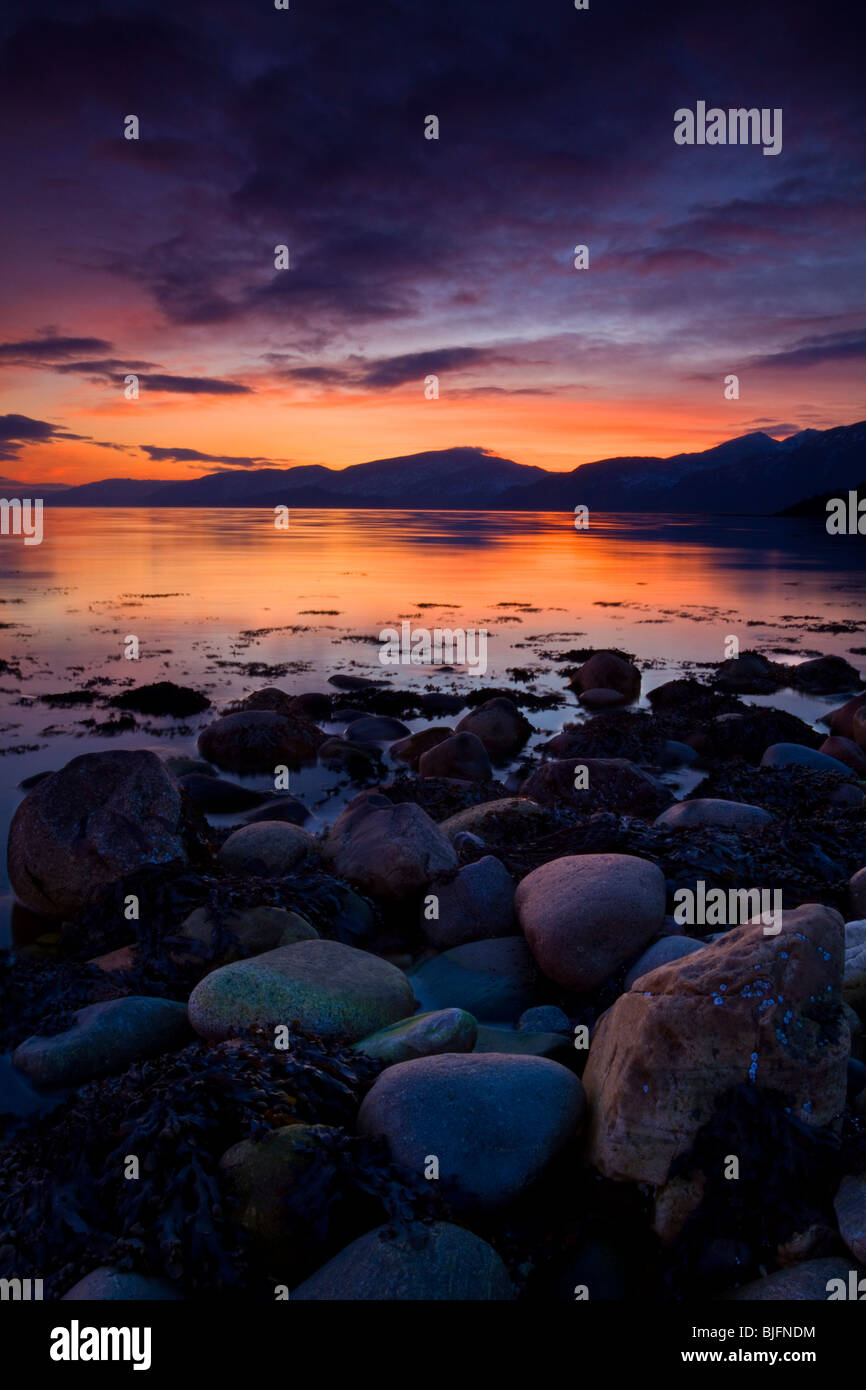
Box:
(179, 904, 317, 961)
(582, 904, 848, 1185)
(825, 692, 866, 741)
(292, 1221, 516, 1300)
(418, 732, 492, 782)
(409, 937, 544, 1022)
(198, 710, 325, 772)
(218, 822, 319, 875)
(358, 1053, 584, 1210)
(790, 655, 863, 694)
(391, 727, 453, 768)
(13, 997, 192, 1090)
(834, 1174, 866, 1263)
(818, 737, 866, 776)
(344, 715, 411, 743)
(7, 749, 190, 917)
(178, 773, 270, 812)
(438, 797, 547, 845)
(521, 757, 672, 817)
(569, 651, 641, 702)
(326, 793, 457, 899)
(721, 1257, 854, 1301)
(851, 867, 866, 919)
(518, 1005, 570, 1034)
(187, 938, 415, 1043)
(760, 742, 856, 779)
(577, 687, 630, 709)
(353, 1008, 477, 1064)
(422, 856, 515, 949)
(654, 798, 773, 831)
(455, 697, 531, 758)
(623, 935, 705, 989)
(515, 853, 666, 992)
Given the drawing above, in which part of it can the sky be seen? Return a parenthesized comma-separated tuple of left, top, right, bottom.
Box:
(0, 0, 864, 485)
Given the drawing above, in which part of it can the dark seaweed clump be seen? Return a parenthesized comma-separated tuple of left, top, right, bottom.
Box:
(0, 1029, 443, 1299)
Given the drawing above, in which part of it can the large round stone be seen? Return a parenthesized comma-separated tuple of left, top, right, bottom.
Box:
(421, 855, 515, 949)
(187, 938, 416, 1042)
(13, 997, 192, 1090)
(198, 710, 325, 772)
(218, 822, 319, 875)
(515, 853, 666, 992)
(418, 732, 492, 782)
(292, 1221, 516, 1300)
(569, 651, 640, 701)
(358, 1053, 584, 1210)
(7, 749, 190, 917)
(326, 793, 457, 899)
(353, 1008, 478, 1064)
(455, 698, 531, 758)
(654, 798, 773, 831)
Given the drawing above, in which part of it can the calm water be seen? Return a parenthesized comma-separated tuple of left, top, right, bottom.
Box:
(1, 507, 864, 940)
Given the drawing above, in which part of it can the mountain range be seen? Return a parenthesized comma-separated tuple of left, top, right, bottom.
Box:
(5, 420, 865, 515)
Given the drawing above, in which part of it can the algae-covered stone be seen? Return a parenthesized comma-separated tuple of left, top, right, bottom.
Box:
(13, 997, 192, 1090)
(353, 1008, 477, 1064)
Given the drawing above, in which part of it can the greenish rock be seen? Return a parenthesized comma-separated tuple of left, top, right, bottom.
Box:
(438, 797, 547, 844)
(473, 1024, 572, 1064)
(187, 938, 416, 1043)
(13, 997, 192, 1090)
(220, 1123, 333, 1247)
(218, 822, 319, 875)
(292, 1221, 516, 1300)
(409, 937, 543, 1022)
(180, 904, 317, 961)
(354, 1008, 477, 1064)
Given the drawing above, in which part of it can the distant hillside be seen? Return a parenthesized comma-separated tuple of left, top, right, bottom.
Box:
(778, 481, 866, 518)
(33, 421, 866, 514)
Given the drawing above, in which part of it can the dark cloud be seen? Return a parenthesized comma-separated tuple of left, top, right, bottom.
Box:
(0, 412, 85, 460)
(140, 445, 279, 467)
(752, 331, 866, 369)
(0, 336, 113, 363)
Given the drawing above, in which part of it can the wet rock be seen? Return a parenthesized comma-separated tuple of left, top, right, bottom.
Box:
(659, 739, 700, 768)
(358, 1053, 584, 1210)
(287, 691, 333, 720)
(344, 715, 411, 743)
(721, 1257, 854, 1301)
(62, 1268, 182, 1300)
(825, 692, 866, 741)
(713, 652, 778, 694)
(702, 705, 823, 764)
(188, 939, 415, 1043)
(219, 1122, 335, 1252)
(569, 651, 641, 702)
(179, 903, 317, 961)
(473, 1024, 572, 1063)
(521, 757, 672, 817)
(7, 749, 190, 917)
(438, 797, 548, 846)
(760, 742, 856, 779)
(819, 737, 866, 775)
(198, 710, 325, 772)
(244, 795, 310, 825)
(518, 1005, 570, 1034)
(178, 773, 271, 812)
(318, 737, 382, 777)
(109, 681, 210, 716)
(325, 793, 457, 900)
(328, 674, 387, 690)
(455, 697, 531, 758)
(422, 855, 515, 949)
(418, 731, 492, 782)
(353, 1007, 477, 1064)
(790, 655, 863, 694)
(623, 935, 706, 989)
(409, 937, 544, 1021)
(229, 687, 296, 715)
(582, 904, 848, 1185)
(292, 1221, 516, 1300)
(13, 997, 192, 1090)
(218, 822, 319, 875)
(578, 687, 628, 709)
(654, 798, 773, 831)
(515, 853, 666, 993)
(391, 727, 453, 768)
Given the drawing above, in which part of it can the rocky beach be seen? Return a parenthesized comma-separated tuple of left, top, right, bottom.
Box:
(2, 640, 866, 1302)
